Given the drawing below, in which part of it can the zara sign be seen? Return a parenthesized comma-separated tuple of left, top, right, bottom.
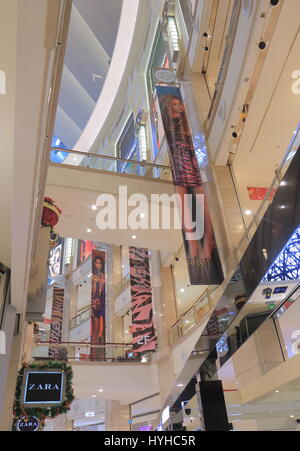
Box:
(16, 416, 40, 432)
(21, 369, 66, 408)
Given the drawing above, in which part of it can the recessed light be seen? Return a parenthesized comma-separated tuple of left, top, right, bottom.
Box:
(98, 389, 103, 393)
(177, 384, 184, 387)
(92, 205, 97, 210)
(140, 213, 145, 218)
(245, 210, 252, 216)
(275, 390, 279, 393)
(180, 288, 185, 293)
(290, 415, 294, 418)
(92, 395, 96, 398)
(132, 235, 137, 239)
(280, 181, 287, 186)
(86, 228, 92, 233)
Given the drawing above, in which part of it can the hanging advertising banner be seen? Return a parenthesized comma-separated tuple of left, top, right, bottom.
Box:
(90, 250, 106, 360)
(48, 238, 64, 286)
(156, 85, 224, 285)
(48, 286, 65, 359)
(129, 247, 156, 353)
(77, 240, 96, 267)
(247, 187, 276, 201)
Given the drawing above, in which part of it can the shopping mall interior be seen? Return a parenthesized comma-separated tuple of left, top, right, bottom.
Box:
(1, 0, 300, 432)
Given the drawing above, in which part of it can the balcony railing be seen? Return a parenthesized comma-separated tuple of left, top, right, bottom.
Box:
(169, 285, 219, 347)
(206, 0, 242, 130)
(70, 306, 91, 330)
(31, 341, 152, 364)
(49, 148, 172, 181)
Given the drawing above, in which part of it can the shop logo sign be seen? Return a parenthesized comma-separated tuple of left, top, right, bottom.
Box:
(291, 70, 300, 95)
(28, 384, 60, 391)
(16, 417, 40, 432)
(0, 71, 6, 95)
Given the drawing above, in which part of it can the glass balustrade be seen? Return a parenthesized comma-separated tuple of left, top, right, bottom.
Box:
(49, 148, 172, 182)
(31, 341, 152, 364)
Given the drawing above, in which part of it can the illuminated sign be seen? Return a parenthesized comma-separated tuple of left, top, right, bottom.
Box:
(21, 369, 66, 407)
(16, 417, 40, 432)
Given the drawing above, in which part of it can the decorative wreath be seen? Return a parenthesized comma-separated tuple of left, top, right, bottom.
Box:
(13, 362, 74, 430)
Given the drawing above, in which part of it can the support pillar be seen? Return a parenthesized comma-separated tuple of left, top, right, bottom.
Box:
(105, 400, 130, 431)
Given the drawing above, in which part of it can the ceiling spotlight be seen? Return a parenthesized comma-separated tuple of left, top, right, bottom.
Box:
(92, 395, 96, 398)
(177, 384, 184, 387)
(280, 181, 287, 186)
(290, 415, 295, 418)
(86, 228, 92, 233)
(98, 389, 103, 393)
(132, 235, 137, 240)
(92, 205, 97, 210)
(140, 213, 145, 218)
(245, 210, 252, 216)
(180, 288, 185, 293)
(275, 390, 279, 393)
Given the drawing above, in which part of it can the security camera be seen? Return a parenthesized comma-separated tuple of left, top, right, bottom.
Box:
(270, 0, 280, 5)
(175, 257, 179, 262)
(185, 408, 191, 416)
(258, 41, 267, 50)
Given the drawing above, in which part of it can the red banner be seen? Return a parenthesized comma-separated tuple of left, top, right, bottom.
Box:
(90, 250, 106, 360)
(247, 187, 276, 201)
(48, 286, 64, 359)
(129, 247, 156, 353)
(156, 85, 224, 285)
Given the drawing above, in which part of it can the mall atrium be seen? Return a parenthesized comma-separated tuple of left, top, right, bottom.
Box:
(1, 0, 300, 433)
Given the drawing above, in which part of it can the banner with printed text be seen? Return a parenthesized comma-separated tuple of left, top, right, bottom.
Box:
(48, 286, 65, 359)
(129, 247, 156, 353)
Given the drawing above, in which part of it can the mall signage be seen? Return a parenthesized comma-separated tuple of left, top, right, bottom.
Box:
(20, 369, 66, 408)
(16, 416, 40, 432)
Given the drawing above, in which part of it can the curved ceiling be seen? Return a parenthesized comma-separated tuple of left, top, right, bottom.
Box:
(54, 0, 123, 149)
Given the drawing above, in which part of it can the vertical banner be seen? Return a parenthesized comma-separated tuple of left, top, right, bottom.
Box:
(129, 247, 156, 352)
(90, 250, 106, 360)
(48, 286, 64, 359)
(156, 85, 224, 285)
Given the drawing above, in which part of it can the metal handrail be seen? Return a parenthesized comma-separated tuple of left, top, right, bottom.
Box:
(169, 285, 219, 346)
(50, 147, 171, 171)
(70, 307, 92, 329)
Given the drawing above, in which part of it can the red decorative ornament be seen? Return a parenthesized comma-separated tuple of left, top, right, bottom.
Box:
(41, 197, 62, 227)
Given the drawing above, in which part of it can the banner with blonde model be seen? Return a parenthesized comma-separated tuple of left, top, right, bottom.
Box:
(90, 250, 106, 360)
(129, 247, 156, 352)
(48, 286, 64, 359)
(156, 85, 224, 285)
